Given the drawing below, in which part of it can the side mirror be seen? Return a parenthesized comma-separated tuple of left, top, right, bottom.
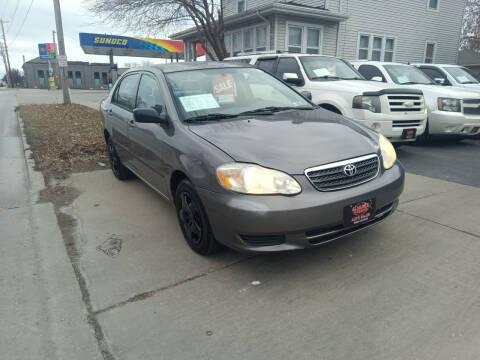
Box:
(371, 76, 383, 82)
(133, 106, 168, 124)
(300, 91, 312, 100)
(282, 72, 303, 86)
(434, 78, 446, 85)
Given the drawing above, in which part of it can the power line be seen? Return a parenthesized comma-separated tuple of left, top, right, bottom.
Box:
(9, 0, 34, 47)
(7, 0, 22, 33)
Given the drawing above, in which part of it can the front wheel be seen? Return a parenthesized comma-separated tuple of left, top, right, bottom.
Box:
(415, 121, 430, 145)
(174, 179, 220, 255)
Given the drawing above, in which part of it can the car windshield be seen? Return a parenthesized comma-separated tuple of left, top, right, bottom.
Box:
(165, 67, 314, 121)
(384, 65, 435, 85)
(443, 66, 480, 84)
(300, 56, 364, 81)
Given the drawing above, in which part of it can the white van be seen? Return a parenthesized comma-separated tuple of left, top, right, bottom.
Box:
(225, 53, 427, 143)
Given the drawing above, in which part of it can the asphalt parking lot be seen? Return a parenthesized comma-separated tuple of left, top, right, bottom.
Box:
(4, 88, 480, 359)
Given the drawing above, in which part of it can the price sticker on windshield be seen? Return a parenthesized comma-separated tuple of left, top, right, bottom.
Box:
(212, 74, 237, 104)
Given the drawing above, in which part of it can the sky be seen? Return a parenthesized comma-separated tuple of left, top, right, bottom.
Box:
(0, 0, 180, 77)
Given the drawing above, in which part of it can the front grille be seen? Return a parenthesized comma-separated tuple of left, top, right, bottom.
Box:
(392, 119, 423, 128)
(387, 95, 424, 112)
(240, 234, 285, 247)
(305, 154, 380, 191)
(463, 99, 480, 115)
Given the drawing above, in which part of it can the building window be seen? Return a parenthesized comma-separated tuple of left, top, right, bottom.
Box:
(225, 24, 269, 56)
(427, 0, 439, 10)
(237, 0, 246, 13)
(424, 42, 436, 63)
(68, 71, 73, 87)
(101, 72, 108, 85)
(256, 26, 267, 51)
(94, 72, 100, 86)
(75, 71, 82, 87)
(37, 70, 45, 87)
(287, 22, 322, 54)
(244, 28, 253, 52)
(357, 34, 395, 62)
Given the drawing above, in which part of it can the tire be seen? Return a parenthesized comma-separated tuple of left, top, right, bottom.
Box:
(415, 120, 430, 145)
(174, 179, 220, 255)
(106, 137, 133, 180)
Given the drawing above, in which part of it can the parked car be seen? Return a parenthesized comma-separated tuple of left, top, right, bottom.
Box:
(225, 53, 427, 143)
(413, 63, 480, 92)
(101, 62, 404, 255)
(351, 61, 480, 140)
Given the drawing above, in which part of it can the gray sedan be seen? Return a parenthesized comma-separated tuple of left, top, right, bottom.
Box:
(101, 62, 404, 255)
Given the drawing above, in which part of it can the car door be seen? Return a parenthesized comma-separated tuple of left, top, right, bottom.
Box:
(275, 57, 305, 88)
(128, 72, 170, 196)
(109, 73, 140, 166)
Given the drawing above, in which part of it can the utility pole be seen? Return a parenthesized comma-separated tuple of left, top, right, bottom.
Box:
(1, 42, 9, 86)
(52, 0, 71, 104)
(1, 19, 13, 88)
(52, 30, 60, 89)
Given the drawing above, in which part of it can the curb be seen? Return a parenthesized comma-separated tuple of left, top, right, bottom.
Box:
(16, 109, 46, 203)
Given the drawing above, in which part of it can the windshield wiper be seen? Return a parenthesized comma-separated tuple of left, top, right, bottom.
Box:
(184, 113, 238, 122)
(341, 77, 364, 80)
(462, 81, 479, 84)
(310, 75, 341, 81)
(399, 81, 419, 85)
(238, 106, 314, 115)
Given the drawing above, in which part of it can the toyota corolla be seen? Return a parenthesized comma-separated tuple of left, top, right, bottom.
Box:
(101, 62, 404, 255)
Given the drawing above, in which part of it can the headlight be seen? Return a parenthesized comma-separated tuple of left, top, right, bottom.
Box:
(353, 95, 381, 113)
(438, 97, 461, 112)
(216, 163, 301, 195)
(379, 134, 396, 169)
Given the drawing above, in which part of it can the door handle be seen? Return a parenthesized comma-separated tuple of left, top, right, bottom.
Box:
(128, 119, 136, 127)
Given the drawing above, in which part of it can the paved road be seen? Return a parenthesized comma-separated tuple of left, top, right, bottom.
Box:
(398, 138, 480, 187)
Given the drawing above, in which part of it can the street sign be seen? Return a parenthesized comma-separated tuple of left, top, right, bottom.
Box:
(38, 43, 56, 59)
(57, 55, 68, 67)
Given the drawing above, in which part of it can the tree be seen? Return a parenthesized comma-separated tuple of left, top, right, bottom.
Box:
(461, 0, 480, 51)
(90, 0, 228, 60)
(1, 68, 23, 86)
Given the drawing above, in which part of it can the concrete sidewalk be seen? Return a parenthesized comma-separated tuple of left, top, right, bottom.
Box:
(0, 89, 101, 360)
(67, 169, 480, 360)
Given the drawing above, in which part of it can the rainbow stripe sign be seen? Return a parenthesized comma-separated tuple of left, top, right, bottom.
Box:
(79, 33, 205, 58)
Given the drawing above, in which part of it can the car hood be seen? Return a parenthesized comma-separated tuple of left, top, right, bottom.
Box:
(408, 84, 480, 100)
(461, 83, 480, 91)
(307, 79, 403, 95)
(188, 109, 379, 174)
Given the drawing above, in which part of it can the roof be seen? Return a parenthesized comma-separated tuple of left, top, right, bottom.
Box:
(171, 2, 348, 40)
(22, 57, 112, 67)
(138, 61, 250, 73)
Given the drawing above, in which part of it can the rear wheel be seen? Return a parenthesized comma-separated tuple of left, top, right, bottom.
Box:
(106, 137, 133, 180)
(174, 179, 220, 255)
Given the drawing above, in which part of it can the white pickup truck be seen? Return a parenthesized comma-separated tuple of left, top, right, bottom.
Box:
(225, 53, 427, 143)
(351, 61, 480, 141)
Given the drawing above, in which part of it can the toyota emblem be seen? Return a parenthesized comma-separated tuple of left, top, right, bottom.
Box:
(343, 164, 357, 177)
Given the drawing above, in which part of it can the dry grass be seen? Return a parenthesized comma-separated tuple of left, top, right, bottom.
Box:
(19, 104, 109, 179)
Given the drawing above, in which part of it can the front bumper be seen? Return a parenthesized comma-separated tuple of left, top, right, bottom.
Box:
(351, 109, 426, 143)
(429, 111, 480, 136)
(197, 163, 405, 253)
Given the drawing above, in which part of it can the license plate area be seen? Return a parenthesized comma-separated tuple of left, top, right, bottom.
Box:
(402, 128, 417, 139)
(344, 199, 376, 227)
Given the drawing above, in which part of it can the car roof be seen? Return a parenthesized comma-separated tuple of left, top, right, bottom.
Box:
(126, 61, 251, 74)
(412, 63, 463, 68)
(225, 53, 337, 60)
(350, 60, 412, 67)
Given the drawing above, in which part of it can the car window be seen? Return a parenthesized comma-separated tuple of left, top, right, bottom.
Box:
(164, 67, 313, 121)
(136, 74, 164, 113)
(113, 74, 140, 111)
(256, 58, 277, 74)
(358, 65, 386, 82)
(276, 57, 303, 80)
(443, 66, 480, 84)
(225, 58, 251, 64)
(383, 65, 435, 85)
(418, 67, 449, 85)
(299, 56, 363, 81)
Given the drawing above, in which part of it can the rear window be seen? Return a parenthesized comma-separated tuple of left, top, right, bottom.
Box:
(224, 58, 252, 64)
